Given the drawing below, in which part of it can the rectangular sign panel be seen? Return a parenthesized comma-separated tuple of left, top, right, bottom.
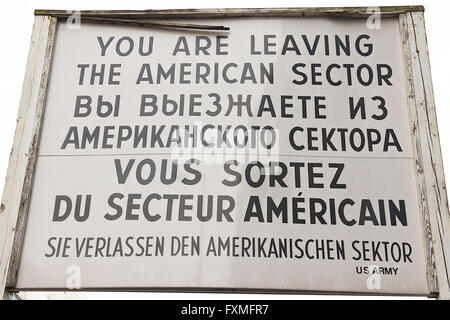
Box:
(14, 15, 431, 294)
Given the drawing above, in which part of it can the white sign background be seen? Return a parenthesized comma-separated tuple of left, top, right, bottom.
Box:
(16, 17, 428, 294)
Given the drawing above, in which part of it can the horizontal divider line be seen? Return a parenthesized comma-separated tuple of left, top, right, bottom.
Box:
(37, 153, 414, 160)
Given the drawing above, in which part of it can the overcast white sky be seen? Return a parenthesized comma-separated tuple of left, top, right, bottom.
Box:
(0, 0, 448, 300)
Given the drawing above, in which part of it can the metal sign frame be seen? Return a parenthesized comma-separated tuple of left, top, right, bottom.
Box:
(0, 6, 448, 299)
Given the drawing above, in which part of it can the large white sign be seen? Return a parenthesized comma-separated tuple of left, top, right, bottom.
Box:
(16, 16, 429, 294)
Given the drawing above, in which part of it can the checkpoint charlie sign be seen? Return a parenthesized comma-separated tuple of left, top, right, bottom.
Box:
(0, 6, 449, 298)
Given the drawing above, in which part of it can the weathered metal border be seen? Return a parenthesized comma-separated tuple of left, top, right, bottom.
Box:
(34, 6, 424, 18)
(33, 7, 426, 32)
(1, 6, 449, 299)
(399, 11, 450, 300)
(0, 16, 57, 299)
